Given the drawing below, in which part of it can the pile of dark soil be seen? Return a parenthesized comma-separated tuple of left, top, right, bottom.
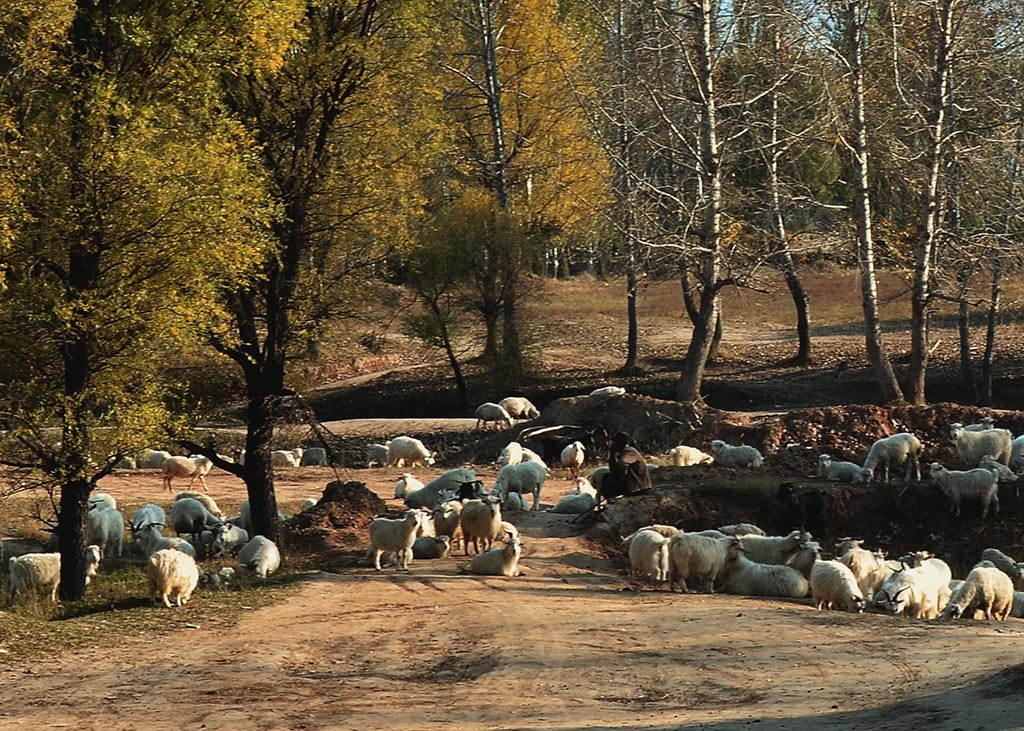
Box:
(279, 480, 386, 566)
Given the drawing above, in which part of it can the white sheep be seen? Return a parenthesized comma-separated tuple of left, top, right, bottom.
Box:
(171, 497, 224, 546)
(710, 440, 763, 468)
(719, 542, 809, 598)
(548, 492, 597, 514)
(211, 523, 250, 558)
(393, 473, 425, 499)
(667, 533, 733, 593)
(8, 545, 101, 604)
(466, 537, 522, 577)
(270, 448, 303, 468)
(494, 461, 547, 511)
(412, 535, 452, 560)
(928, 462, 1001, 517)
(559, 441, 586, 479)
(87, 506, 125, 558)
(175, 491, 224, 519)
(521, 447, 547, 468)
(88, 493, 117, 512)
(300, 497, 317, 512)
(964, 416, 996, 432)
(570, 476, 596, 497)
(368, 511, 424, 571)
(950, 423, 1012, 467)
(431, 500, 464, 548)
(146, 548, 200, 608)
(386, 436, 436, 468)
(365, 442, 389, 468)
(237, 535, 282, 579)
(717, 523, 766, 537)
(131, 522, 196, 559)
(588, 386, 625, 397)
(810, 560, 865, 612)
(735, 530, 808, 565)
(874, 557, 950, 619)
(787, 540, 822, 578)
(863, 433, 923, 483)
(498, 520, 519, 542)
(160, 455, 214, 492)
(300, 447, 328, 466)
(622, 525, 681, 551)
(839, 545, 898, 602)
(459, 496, 503, 555)
(497, 441, 524, 467)
(405, 468, 478, 510)
(136, 449, 172, 469)
(1010, 434, 1024, 472)
(131, 503, 166, 535)
(979, 548, 1024, 589)
(475, 402, 513, 431)
(502, 491, 531, 512)
(628, 529, 670, 584)
(817, 454, 870, 483)
(941, 565, 1014, 620)
(498, 396, 541, 421)
(667, 445, 714, 467)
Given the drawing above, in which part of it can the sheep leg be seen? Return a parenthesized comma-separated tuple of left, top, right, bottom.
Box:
(531, 489, 540, 511)
(373, 548, 384, 571)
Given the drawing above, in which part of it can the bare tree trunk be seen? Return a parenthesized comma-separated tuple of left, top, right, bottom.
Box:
(980, 260, 1001, 405)
(956, 269, 978, 403)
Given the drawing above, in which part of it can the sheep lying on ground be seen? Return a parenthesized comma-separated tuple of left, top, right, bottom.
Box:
(387, 436, 436, 468)
(817, 454, 870, 483)
(941, 564, 1014, 620)
(667, 445, 714, 467)
(494, 461, 547, 511)
(929, 462, 1001, 517)
(412, 535, 452, 560)
(8, 545, 102, 603)
(521, 448, 547, 468)
(161, 455, 214, 492)
(271, 448, 303, 468)
(300, 447, 329, 466)
(498, 396, 540, 422)
(147, 548, 200, 608)
(979, 548, 1024, 589)
(405, 468, 477, 510)
(368, 511, 424, 571)
(710, 440, 763, 468)
(588, 386, 625, 397)
(964, 416, 996, 432)
(810, 560, 865, 612)
(736, 530, 808, 566)
(717, 523, 766, 537)
(465, 537, 523, 576)
(719, 542, 809, 598)
(628, 529, 671, 584)
(238, 535, 281, 579)
(475, 402, 513, 431)
(460, 496, 503, 555)
(667, 533, 733, 593)
(863, 433, 923, 483)
(365, 442, 389, 468)
(501, 491, 530, 512)
(951, 423, 1012, 467)
(560, 441, 586, 479)
(548, 492, 597, 514)
(393, 473, 424, 499)
(211, 523, 250, 558)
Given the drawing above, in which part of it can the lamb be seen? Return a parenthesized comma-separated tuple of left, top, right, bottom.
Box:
(405, 468, 477, 510)
(136, 449, 172, 469)
(588, 386, 625, 397)
(735, 530, 808, 566)
(237, 535, 282, 579)
(950, 423, 1012, 467)
(368, 510, 425, 570)
(667, 445, 715, 467)
(717, 523, 766, 537)
(559, 441, 586, 479)
(394, 473, 425, 499)
(366, 442, 389, 468)
(459, 496, 503, 555)
(874, 556, 951, 619)
(928, 462, 1001, 517)
(979, 548, 1024, 589)
(940, 564, 1014, 620)
(465, 537, 523, 577)
(628, 529, 671, 584)
(548, 492, 597, 514)
(300, 447, 329, 466)
(8, 545, 102, 604)
(863, 433, 923, 483)
(161, 455, 214, 492)
(710, 440, 763, 468)
(211, 523, 250, 557)
(270, 448, 303, 468)
(386, 436, 436, 468)
(817, 454, 870, 483)
(667, 533, 733, 593)
(497, 441, 524, 467)
(412, 535, 452, 559)
(494, 461, 547, 511)
(431, 500, 464, 548)
(175, 491, 224, 519)
(88, 492, 117, 512)
(475, 402, 513, 431)
(146, 548, 200, 608)
(170, 497, 224, 549)
(498, 396, 540, 422)
(810, 560, 865, 612)
(719, 542, 809, 598)
(87, 506, 125, 558)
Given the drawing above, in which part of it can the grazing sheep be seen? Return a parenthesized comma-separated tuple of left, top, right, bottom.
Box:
(717, 523, 766, 537)
(394, 473, 425, 499)
(368, 511, 424, 571)
(494, 461, 547, 511)
(929, 462, 1001, 517)
(405, 468, 477, 510)
(386, 436, 436, 468)
(839, 545, 898, 602)
(136, 449, 172, 469)
(776, 483, 825, 538)
(412, 535, 452, 560)
(366, 442, 389, 468)
(459, 496, 503, 555)
(719, 542, 809, 598)
(875, 556, 951, 619)
(432, 500, 464, 548)
(87, 506, 125, 558)
(710, 440, 763, 468)
(979, 548, 1024, 590)
(502, 491, 531, 512)
(736, 530, 808, 566)
(475, 402, 513, 431)
(466, 537, 523, 577)
(131, 503, 166, 536)
(498, 396, 541, 421)
(628, 530, 671, 584)
(588, 386, 625, 397)
(211, 523, 250, 558)
(667, 445, 715, 467)
(497, 441, 524, 467)
(171, 497, 224, 548)
(146, 548, 200, 608)
(161, 455, 214, 492)
(817, 454, 870, 483)
(667, 533, 733, 593)
(941, 565, 1014, 620)
(88, 493, 117, 512)
(979, 455, 1020, 483)
(950, 423, 1012, 467)
(863, 433, 923, 483)
(175, 491, 224, 519)
(8, 545, 101, 604)
(271, 448, 303, 468)
(237, 535, 282, 579)
(560, 441, 586, 479)
(810, 560, 865, 612)
(548, 492, 597, 514)
(300, 447, 329, 467)
(131, 522, 196, 559)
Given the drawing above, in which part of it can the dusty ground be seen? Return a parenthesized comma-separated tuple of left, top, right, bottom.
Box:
(3, 453, 1024, 731)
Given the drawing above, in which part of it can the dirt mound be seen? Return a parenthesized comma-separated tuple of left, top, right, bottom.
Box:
(279, 480, 386, 565)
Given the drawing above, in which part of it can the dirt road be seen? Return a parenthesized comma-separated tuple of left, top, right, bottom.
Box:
(2, 456, 1024, 730)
